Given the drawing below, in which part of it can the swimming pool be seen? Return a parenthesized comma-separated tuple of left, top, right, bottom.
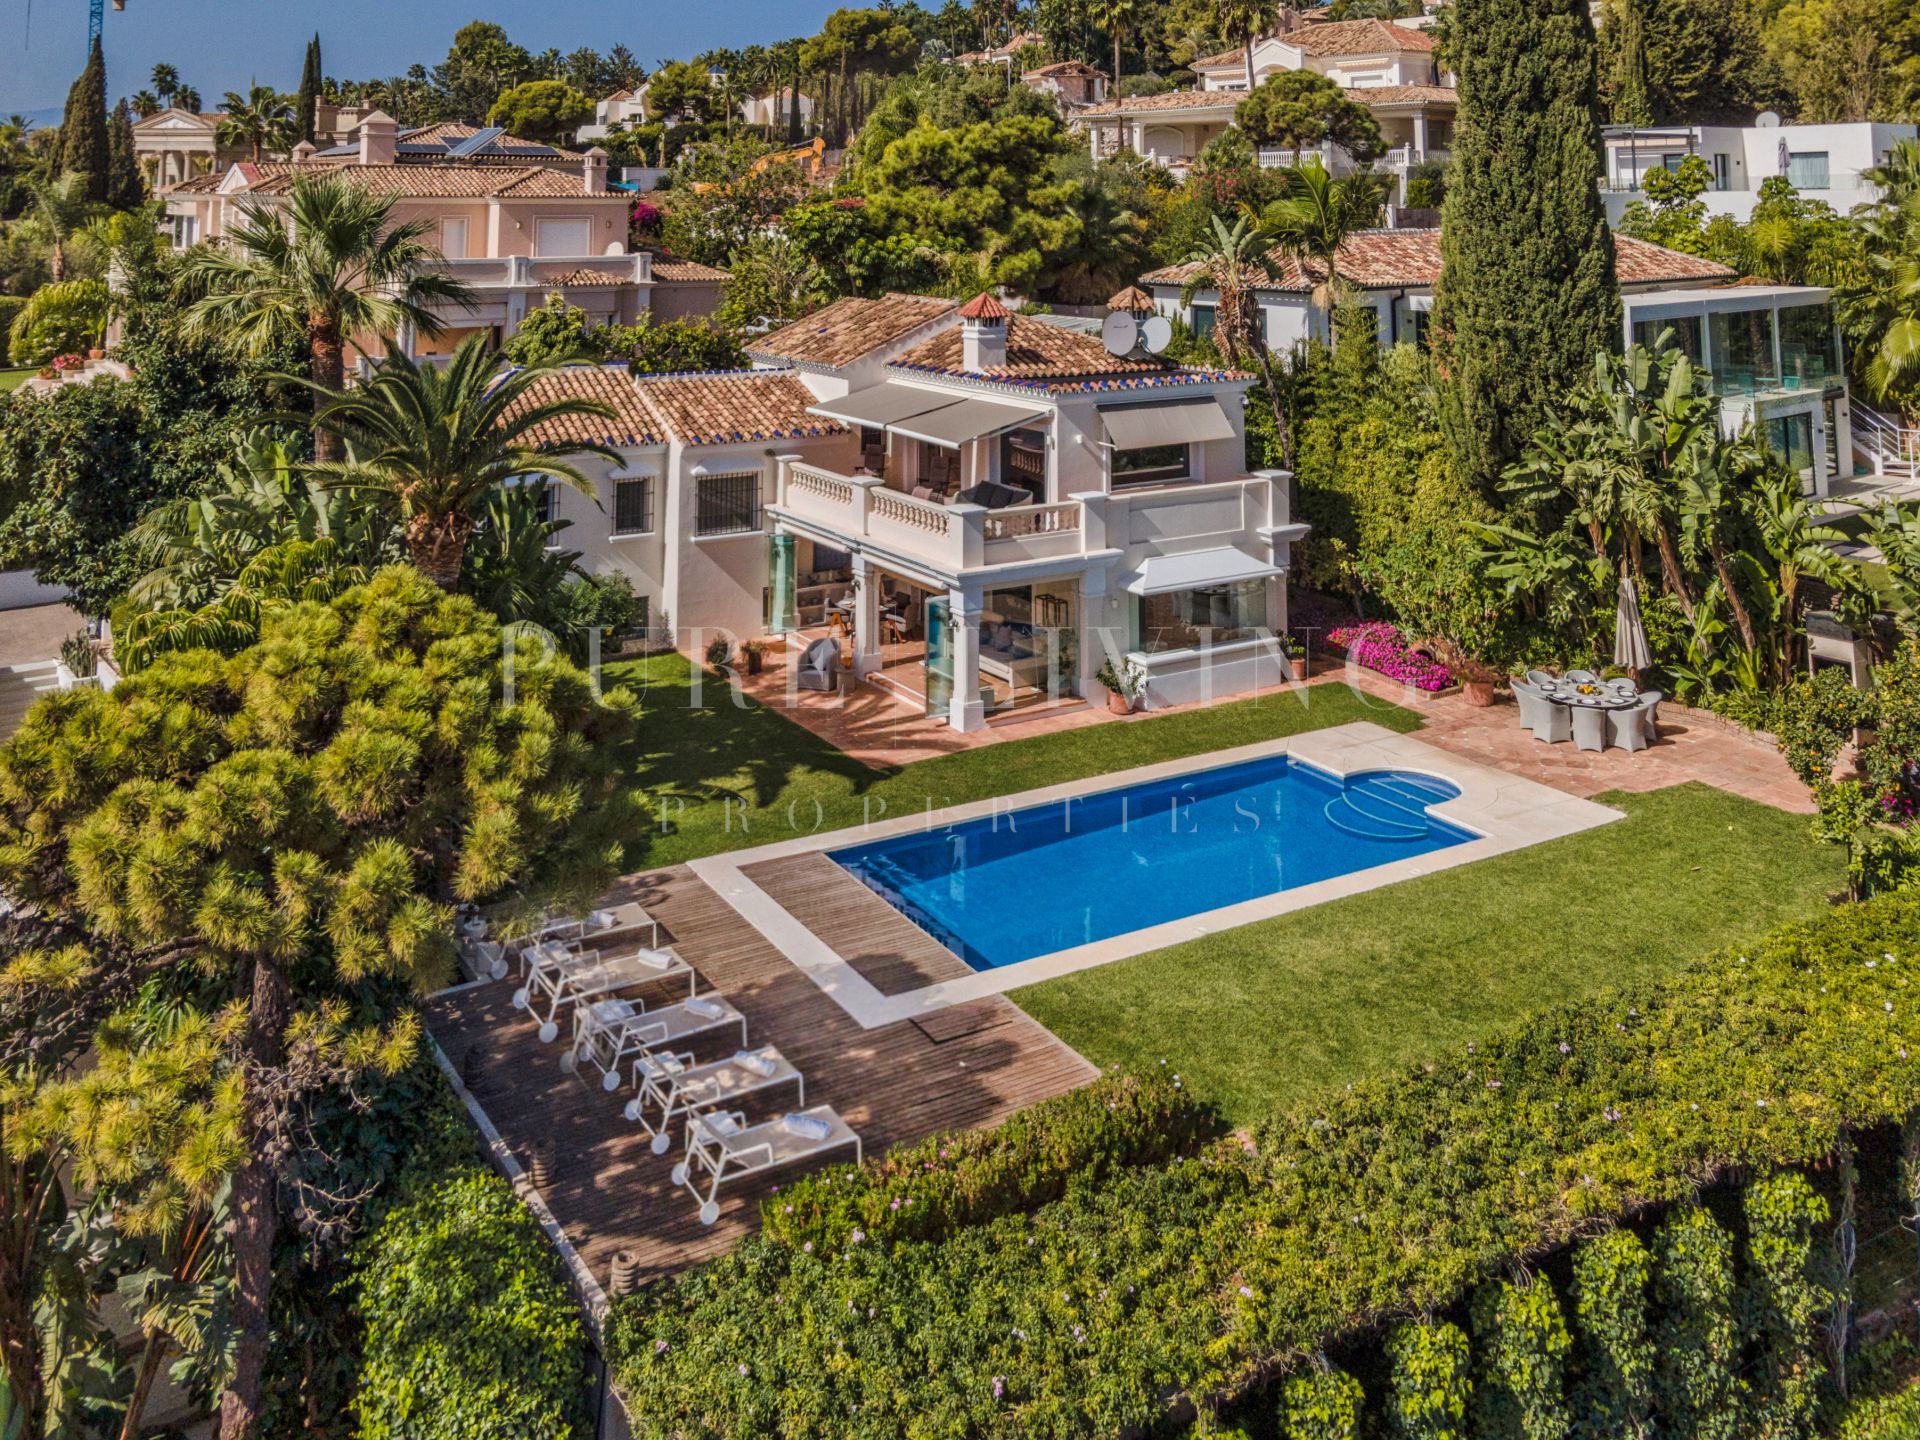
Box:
(830, 754, 1476, 971)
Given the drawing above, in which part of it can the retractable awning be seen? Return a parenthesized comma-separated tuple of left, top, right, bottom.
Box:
(887, 395, 1048, 447)
(806, 384, 957, 430)
(1121, 546, 1282, 596)
(1099, 398, 1237, 450)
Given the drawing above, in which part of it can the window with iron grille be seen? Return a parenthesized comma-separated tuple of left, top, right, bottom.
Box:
(695, 472, 761, 537)
(612, 477, 654, 535)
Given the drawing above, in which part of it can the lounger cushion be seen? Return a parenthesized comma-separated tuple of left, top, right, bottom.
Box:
(782, 1112, 832, 1141)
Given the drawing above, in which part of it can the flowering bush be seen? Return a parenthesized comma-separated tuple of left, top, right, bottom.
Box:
(761, 1070, 1207, 1253)
(50, 352, 85, 371)
(1328, 620, 1453, 691)
(630, 200, 664, 237)
(608, 895, 1920, 1438)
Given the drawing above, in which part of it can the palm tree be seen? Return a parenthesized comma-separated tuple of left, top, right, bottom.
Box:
(1209, 0, 1270, 92)
(176, 173, 476, 462)
(24, 172, 100, 283)
(305, 338, 619, 589)
(216, 86, 295, 162)
(1089, 0, 1139, 99)
(1749, 467, 1849, 667)
(150, 63, 180, 106)
(174, 85, 203, 114)
(1179, 209, 1293, 465)
(130, 89, 162, 118)
(1838, 200, 1920, 420)
(1261, 160, 1384, 346)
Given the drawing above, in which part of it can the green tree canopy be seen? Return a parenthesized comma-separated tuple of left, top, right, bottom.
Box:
(487, 79, 595, 145)
(57, 38, 109, 204)
(1234, 71, 1386, 164)
(295, 34, 322, 146)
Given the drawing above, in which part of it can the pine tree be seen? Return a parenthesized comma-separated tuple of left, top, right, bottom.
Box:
(295, 33, 322, 146)
(58, 36, 110, 203)
(106, 98, 144, 210)
(1431, 0, 1621, 497)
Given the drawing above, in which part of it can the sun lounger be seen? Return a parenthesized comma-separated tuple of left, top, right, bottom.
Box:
(563, 992, 749, 1091)
(670, 1104, 861, 1225)
(511, 943, 695, 1043)
(627, 1045, 804, 1155)
(486, 902, 659, 980)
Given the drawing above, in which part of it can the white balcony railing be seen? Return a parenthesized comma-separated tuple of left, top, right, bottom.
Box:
(429, 252, 653, 288)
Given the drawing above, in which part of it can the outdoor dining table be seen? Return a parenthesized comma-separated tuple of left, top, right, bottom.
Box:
(1540, 683, 1638, 711)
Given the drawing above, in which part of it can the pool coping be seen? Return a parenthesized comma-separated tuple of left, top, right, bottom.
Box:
(686, 722, 1624, 1029)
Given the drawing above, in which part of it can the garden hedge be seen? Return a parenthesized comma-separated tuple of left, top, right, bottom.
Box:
(608, 895, 1920, 1438)
(353, 1164, 590, 1440)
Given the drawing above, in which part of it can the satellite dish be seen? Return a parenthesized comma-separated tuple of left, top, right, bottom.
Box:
(1102, 310, 1140, 357)
(1141, 315, 1173, 354)
(1756, 110, 1781, 128)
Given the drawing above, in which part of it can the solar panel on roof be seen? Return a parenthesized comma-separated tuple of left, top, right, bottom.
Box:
(446, 126, 505, 159)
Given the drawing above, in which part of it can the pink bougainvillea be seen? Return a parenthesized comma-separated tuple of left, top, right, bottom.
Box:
(1328, 621, 1453, 692)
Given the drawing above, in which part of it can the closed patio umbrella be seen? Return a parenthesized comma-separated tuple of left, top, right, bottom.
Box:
(1614, 575, 1653, 674)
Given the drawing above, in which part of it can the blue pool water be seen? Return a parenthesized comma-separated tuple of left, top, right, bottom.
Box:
(830, 756, 1475, 971)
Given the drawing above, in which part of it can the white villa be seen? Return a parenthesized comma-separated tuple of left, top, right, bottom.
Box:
(531, 292, 1304, 732)
(577, 87, 651, 143)
(1069, 18, 1452, 198)
(1144, 230, 1863, 497)
(1601, 120, 1919, 224)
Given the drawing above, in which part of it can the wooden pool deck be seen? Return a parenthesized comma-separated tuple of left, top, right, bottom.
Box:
(424, 863, 1096, 1297)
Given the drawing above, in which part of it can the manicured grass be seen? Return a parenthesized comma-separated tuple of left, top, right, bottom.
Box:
(0, 368, 34, 393)
(606, 651, 1419, 869)
(1013, 783, 1846, 1127)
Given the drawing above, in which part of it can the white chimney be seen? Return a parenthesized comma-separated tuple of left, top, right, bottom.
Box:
(583, 145, 609, 194)
(358, 110, 397, 166)
(291, 140, 317, 166)
(958, 292, 1010, 373)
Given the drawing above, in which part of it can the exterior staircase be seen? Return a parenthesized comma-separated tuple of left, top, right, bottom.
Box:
(1855, 405, 1920, 483)
(0, 660, 61, 743)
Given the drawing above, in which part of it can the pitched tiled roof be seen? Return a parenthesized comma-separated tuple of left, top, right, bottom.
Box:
(889, 314, 1244, 392)
(651, 258, 733, 283)
(746, 294, 956, 369)
(546, 268, 633, 288)
(1345, 84, 1456, 106)
(1141, 230, 1734, 291)
(1108, 286, 1156, 312)
(507, 367, 846, 450)
(179, 161, 608, 199)
(957, 292, 1012, 320)
(1193, 20, 1437, 69)
(1025, 60, 1106, 78)
(1075, 90, 1243, 117)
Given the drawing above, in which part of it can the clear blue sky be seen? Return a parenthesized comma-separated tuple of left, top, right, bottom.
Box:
(3, 0, 847, 117)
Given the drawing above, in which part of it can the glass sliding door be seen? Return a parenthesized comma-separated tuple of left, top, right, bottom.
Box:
(768, 534, 796, 634)
(924, 597, 953, 719)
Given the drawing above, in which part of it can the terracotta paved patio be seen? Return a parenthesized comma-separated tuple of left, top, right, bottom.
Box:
(730, 638, 1812, 811)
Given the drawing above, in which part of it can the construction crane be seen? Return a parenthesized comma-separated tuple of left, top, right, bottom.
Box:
(87, 0, 125, 52)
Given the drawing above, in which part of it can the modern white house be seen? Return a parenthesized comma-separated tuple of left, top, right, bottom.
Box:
(1069, 19, 1452, 199)
(1143, 229, 1863, 497)
(576, 87, 651, 144)
(739, 88, 817, 130)
(1601, 119, 1919, 223)
(533, 292, 1306, 732)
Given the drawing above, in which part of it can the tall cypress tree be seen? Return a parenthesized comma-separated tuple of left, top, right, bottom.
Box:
(295, 34, 322, 146)
(58, 37, 110, 203)
(106, 98, 143, 210)
(1431, 0, 1621, 498)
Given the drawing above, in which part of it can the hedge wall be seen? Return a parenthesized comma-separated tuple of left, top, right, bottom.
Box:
(607, 895, 1920, 1438)
(352, 1164, 590, 1440)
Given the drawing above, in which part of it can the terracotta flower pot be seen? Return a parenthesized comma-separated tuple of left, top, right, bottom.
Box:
(86, 348, 104, 361)
(1462, 679, 1497, 708)
(1106, 689, 1133, 716)
(745, 646, 763, 676)
(1290, 656, 1309, 681)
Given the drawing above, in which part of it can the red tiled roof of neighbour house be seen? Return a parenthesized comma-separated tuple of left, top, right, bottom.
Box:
(1192, 19, 1436, 68)
(746, 293, 956, 369)
(239, 162, 610, 198)
(889, 314, 1249, 393)
(650, 258, 733, 283)
(1139, 230, 1734, 291)
(546, 268, 633, 288)
(957, 292, 1012, 320)
(1107, 286, 1157, 312)
(1025, 60, 1106, 78)
(1346, 84, 1456, 106)
(1075, 89, 1243, 117)
(508, 365, 668, 448)
(631, 371, 848, 447)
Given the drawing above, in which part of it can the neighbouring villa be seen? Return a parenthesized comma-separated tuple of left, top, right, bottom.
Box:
(161, 112, 729, 353)
(1144, 230, 1869, 498)
(1068, 18, 1452, 199)
(523, 291, 1303, 732)
(1600, 118, 1920, 223)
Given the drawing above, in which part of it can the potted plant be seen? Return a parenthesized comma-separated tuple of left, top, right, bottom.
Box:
(742, 639, 767, 676)
(1281, 633, 1309, 681)
(705, 636, 734, 672)
(56, 630, 98, 690)
(1094, 655, 1148, 715)
(1452, 656, 1499, 707)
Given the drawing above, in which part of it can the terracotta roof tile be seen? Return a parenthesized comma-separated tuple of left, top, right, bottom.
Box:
(746, 294, 956, 369)
(1075, 90, 1243, 117)
(1025, 60, 1106, 78)
(508, 367, 848, 449)
(546, 268, 633, 288)
(1292, 19, 1436, 54)
(1346, 84, 1455, 106)
(889, 314, 1244, 392)
(1107, 286, 1156, 312)
(243, 162, 606, 198)
(1140, 230, 1732, 291)
(957, 292, 1012, 320)
(651, 258, 733, 283)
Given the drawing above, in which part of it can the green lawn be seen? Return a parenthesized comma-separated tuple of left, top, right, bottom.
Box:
(606, 650, 1419, 869)
(1013, 783, 1845, 1126)
(0, 368, 34, 393)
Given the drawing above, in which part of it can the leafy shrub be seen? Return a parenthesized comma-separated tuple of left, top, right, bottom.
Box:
(1280, 1365, 1364, 1439)
(761, 1070, 1208, 1253)
(1570, 1229, 1655, 1437)
(1472, 1275, 1571, 1440)
(1743, 1173, 1831, 1437)
(1652, 1206, 1742, 1440)
(608, 896, 1920, 1437)
(1387, 1320, 1472, 1440)
(352, 1165, 590, 1440)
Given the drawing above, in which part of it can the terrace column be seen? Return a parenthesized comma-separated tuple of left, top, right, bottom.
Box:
(851, 552, 883, 676)
(947, 587, 986, 733)
(1413, 111, 1429, 159)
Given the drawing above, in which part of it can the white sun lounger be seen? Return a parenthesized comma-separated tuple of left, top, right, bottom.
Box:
(562, 993, 749, 1091)
(483, 902, 660, 981)
(671, 1104, 861, 1225)
(626, 1045, 804, 1155)
(511, 943, 695, 1043)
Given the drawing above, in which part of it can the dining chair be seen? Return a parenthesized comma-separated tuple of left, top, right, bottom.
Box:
(1609, 698, 1655, 753)
(1513, 682, 1571, 744)
(1571, 705, 1610, 753)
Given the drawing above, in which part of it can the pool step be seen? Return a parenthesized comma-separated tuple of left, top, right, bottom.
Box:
(1321, 773, 1453, 842)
